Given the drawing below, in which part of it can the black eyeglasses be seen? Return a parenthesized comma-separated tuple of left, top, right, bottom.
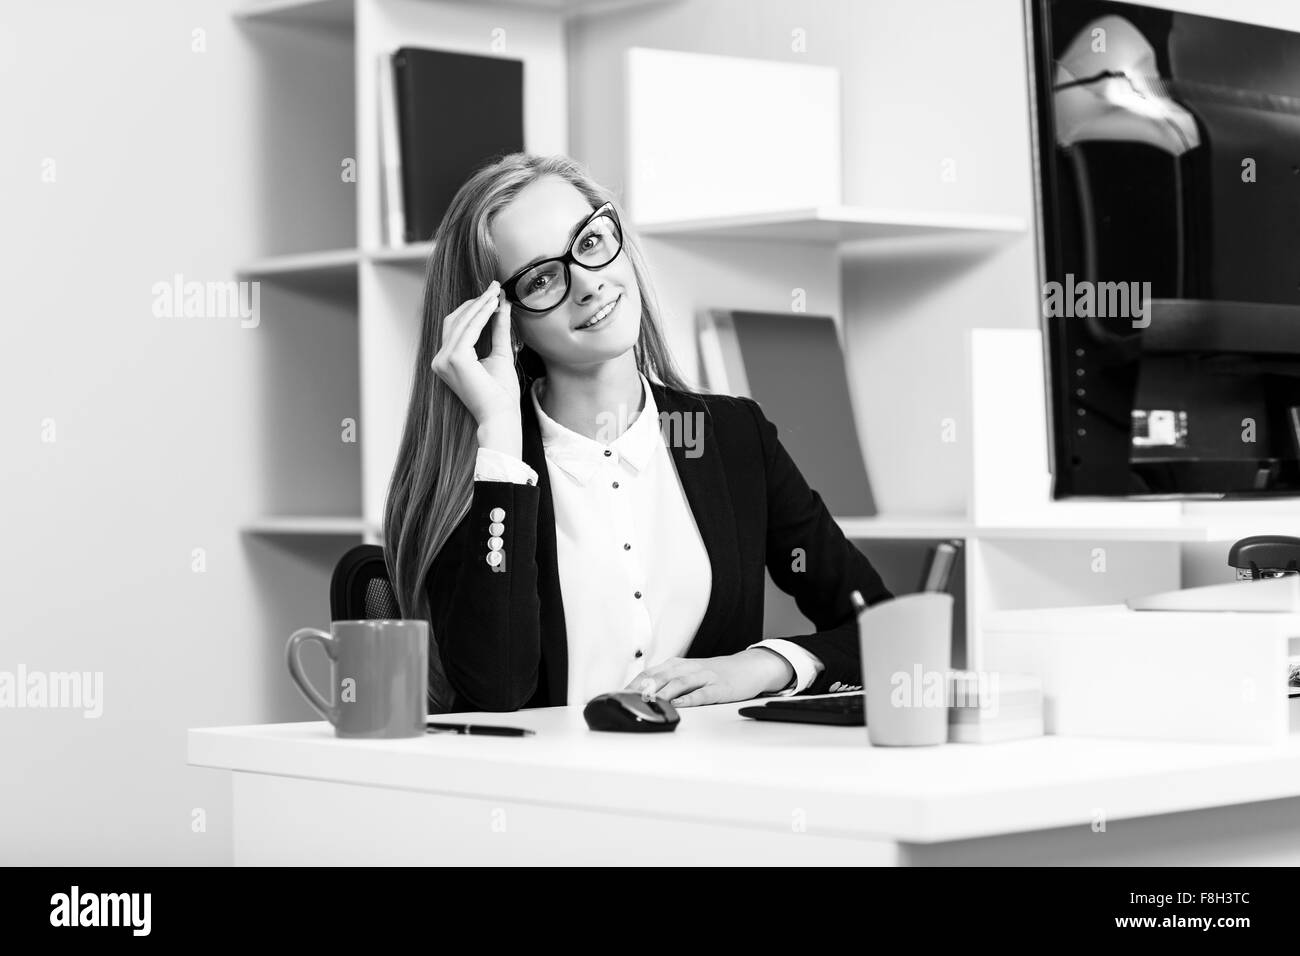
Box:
(501, 202, 624, 314)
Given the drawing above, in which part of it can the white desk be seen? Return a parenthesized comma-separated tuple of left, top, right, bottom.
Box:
(189, 698, 1300, 865)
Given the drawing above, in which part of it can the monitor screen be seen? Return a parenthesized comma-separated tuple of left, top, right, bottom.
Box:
(1028, 0, 1300, 498)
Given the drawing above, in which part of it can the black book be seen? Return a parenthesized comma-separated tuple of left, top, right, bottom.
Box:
(391, 47, 524, 244)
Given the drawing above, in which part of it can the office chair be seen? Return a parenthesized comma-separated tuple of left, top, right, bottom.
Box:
(330, 544, 401, 621)
(329, 543, 458, 713)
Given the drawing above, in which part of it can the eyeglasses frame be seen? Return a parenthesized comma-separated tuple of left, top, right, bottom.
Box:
(500, 202, 624, 315)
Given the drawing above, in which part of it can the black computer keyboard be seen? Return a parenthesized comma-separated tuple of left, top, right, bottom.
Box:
(738, 693, 866, 726)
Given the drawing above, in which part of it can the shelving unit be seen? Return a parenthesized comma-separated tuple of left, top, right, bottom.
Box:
(234, 0, 581, 564)
(623, 50, 1300, 668)
(231, 0, 682, 729)
(235, 0, 1297, 678)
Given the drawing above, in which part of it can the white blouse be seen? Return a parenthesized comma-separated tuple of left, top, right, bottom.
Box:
(472, 371, 822, 706)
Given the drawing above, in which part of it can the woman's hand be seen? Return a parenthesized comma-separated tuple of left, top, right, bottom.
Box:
(625, 649, 794, 707)
(431, 280, 522, 452)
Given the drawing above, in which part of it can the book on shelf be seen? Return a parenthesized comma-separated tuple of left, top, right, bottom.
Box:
(698, 308, 877, 518)
(377, 52, 405, 248)
(947, 671, 1044, 744)
(376, 47, 525, 248)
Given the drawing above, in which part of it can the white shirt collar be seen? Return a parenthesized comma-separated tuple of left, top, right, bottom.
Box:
(529, 371, 659, 485)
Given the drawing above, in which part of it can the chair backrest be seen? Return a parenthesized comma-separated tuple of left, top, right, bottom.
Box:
(330, 543, 458, 713)
(330, 544, 401, 621)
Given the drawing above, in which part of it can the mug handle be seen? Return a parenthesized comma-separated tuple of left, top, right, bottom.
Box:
(286, 627, 341, 726)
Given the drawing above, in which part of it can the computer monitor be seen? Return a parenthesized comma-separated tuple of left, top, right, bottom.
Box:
(1027, 0, 1300, 498)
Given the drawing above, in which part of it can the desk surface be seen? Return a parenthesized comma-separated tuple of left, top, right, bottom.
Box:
(188, 697, 1300, 844)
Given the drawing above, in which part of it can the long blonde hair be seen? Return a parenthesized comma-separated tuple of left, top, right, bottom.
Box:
(383, 152, 711, 709)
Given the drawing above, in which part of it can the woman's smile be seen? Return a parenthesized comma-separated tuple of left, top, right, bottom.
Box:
(574, 291, 622, 332)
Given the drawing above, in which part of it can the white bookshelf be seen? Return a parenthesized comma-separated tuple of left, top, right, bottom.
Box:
(230, 0, 671, 625)
(235, 0, 1300, 676)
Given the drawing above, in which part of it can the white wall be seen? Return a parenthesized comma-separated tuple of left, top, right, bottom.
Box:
(0, 0, 280, 864)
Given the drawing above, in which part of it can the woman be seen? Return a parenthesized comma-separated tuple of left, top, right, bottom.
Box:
(383, 152, 892, 714)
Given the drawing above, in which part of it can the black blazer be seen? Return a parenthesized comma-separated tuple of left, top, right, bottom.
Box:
(427, 379, 894, 712)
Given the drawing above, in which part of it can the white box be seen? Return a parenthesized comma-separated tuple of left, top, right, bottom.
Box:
(983, 604, 1298, 744)
(625, 48, 840, 225)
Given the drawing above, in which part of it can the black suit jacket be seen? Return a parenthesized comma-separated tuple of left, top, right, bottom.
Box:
(426, 379, 894, 712)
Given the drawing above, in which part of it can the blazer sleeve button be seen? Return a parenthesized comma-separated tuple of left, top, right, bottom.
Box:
(489, 507, 505, 522)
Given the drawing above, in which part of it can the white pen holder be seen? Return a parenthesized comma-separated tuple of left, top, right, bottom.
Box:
(858, 592, 954, 746)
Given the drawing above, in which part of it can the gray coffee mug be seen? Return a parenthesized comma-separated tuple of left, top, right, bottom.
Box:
(858, 593, 953, 746)
(286, 620, 428, 738)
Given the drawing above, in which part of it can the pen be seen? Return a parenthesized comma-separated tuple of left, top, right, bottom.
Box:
(919, 540, 961, 593)
(426, 721, 535, 737)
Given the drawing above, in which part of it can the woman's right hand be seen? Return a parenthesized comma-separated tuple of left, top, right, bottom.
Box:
(431, 281, 523, 446)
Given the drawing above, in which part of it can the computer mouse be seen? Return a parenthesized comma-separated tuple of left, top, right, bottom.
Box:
(583, 691, 681, 733)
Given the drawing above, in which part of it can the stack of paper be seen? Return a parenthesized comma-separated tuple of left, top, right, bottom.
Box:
(947, 671, 1044, 744)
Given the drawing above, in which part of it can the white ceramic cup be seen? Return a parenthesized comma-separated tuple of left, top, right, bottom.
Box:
(858, 592, 954, 746)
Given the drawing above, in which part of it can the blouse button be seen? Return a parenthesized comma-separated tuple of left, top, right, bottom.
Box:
(623, 543, 631, 550)
(486, 551, 503, 568)
(634, 649, 643, 658)
(604, 449, 612, 457)
(634, 591, 642, 599)
(489, 507, 505, 522)
(489, 521, 504, 536)
(612, 481, 620, 489)
(488, 536, 504, 551)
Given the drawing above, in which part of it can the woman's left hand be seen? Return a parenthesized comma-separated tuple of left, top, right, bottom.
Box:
(625, 649, 794, 706)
